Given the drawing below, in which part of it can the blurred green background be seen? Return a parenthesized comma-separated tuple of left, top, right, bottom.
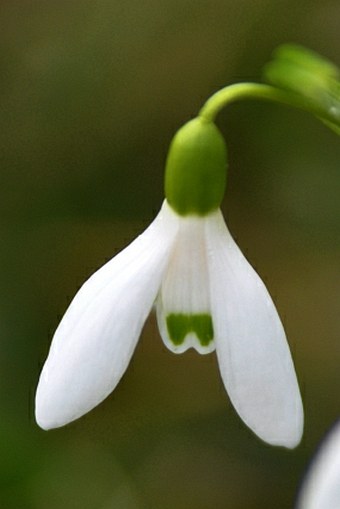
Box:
(1, 1, 340, 508)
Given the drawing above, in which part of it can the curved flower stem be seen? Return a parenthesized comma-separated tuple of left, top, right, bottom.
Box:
(198, 82, 333, 125)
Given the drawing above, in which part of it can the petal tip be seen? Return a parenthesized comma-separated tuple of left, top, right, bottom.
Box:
(35, 380, 73, 431)
(35, 405, 59, 431)
(258, 410, 304, 449)
(35, 399, 75, 431)
(35, 415, 55, 431)
(272, 430, 303, 450)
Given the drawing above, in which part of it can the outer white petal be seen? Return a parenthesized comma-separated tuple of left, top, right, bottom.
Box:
(297, 420, 340, 509)
(157, 215, 214, 354)
(206, 209, 303, 448)
(35, 200, 178, 430)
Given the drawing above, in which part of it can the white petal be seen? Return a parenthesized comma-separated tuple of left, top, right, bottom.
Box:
(206, 210, 303, 448)
(297, 420, 340, 509)
(35, 201, 179, 429)
(157, 215, 214, 354)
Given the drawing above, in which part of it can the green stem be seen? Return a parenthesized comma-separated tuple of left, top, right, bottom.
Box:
(198, 82, 333, 124)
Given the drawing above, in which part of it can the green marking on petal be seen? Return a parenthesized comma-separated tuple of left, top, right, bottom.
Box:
(166, 313, 214, 347)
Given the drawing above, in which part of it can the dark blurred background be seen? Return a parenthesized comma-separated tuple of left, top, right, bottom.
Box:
(1, 1, 339, 508)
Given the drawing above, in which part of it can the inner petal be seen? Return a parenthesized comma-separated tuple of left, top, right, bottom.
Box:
(156, 216, 214, 354)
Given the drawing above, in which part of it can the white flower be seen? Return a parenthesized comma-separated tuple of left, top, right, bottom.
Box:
(35, 199, 303, 448)
(296, 420, 340, 508)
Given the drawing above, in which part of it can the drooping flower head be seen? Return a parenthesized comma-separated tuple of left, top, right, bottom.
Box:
(37, 44, 340, 447)
(35, 116, 303, 448)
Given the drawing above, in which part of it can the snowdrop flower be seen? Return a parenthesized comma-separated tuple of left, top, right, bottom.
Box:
(35, 117, 303, 448)
(296, 420, 340, 508)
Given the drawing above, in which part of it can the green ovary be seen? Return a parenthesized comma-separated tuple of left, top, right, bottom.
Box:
(166, 313, 214, 347)
(164, 118, 227, 216)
